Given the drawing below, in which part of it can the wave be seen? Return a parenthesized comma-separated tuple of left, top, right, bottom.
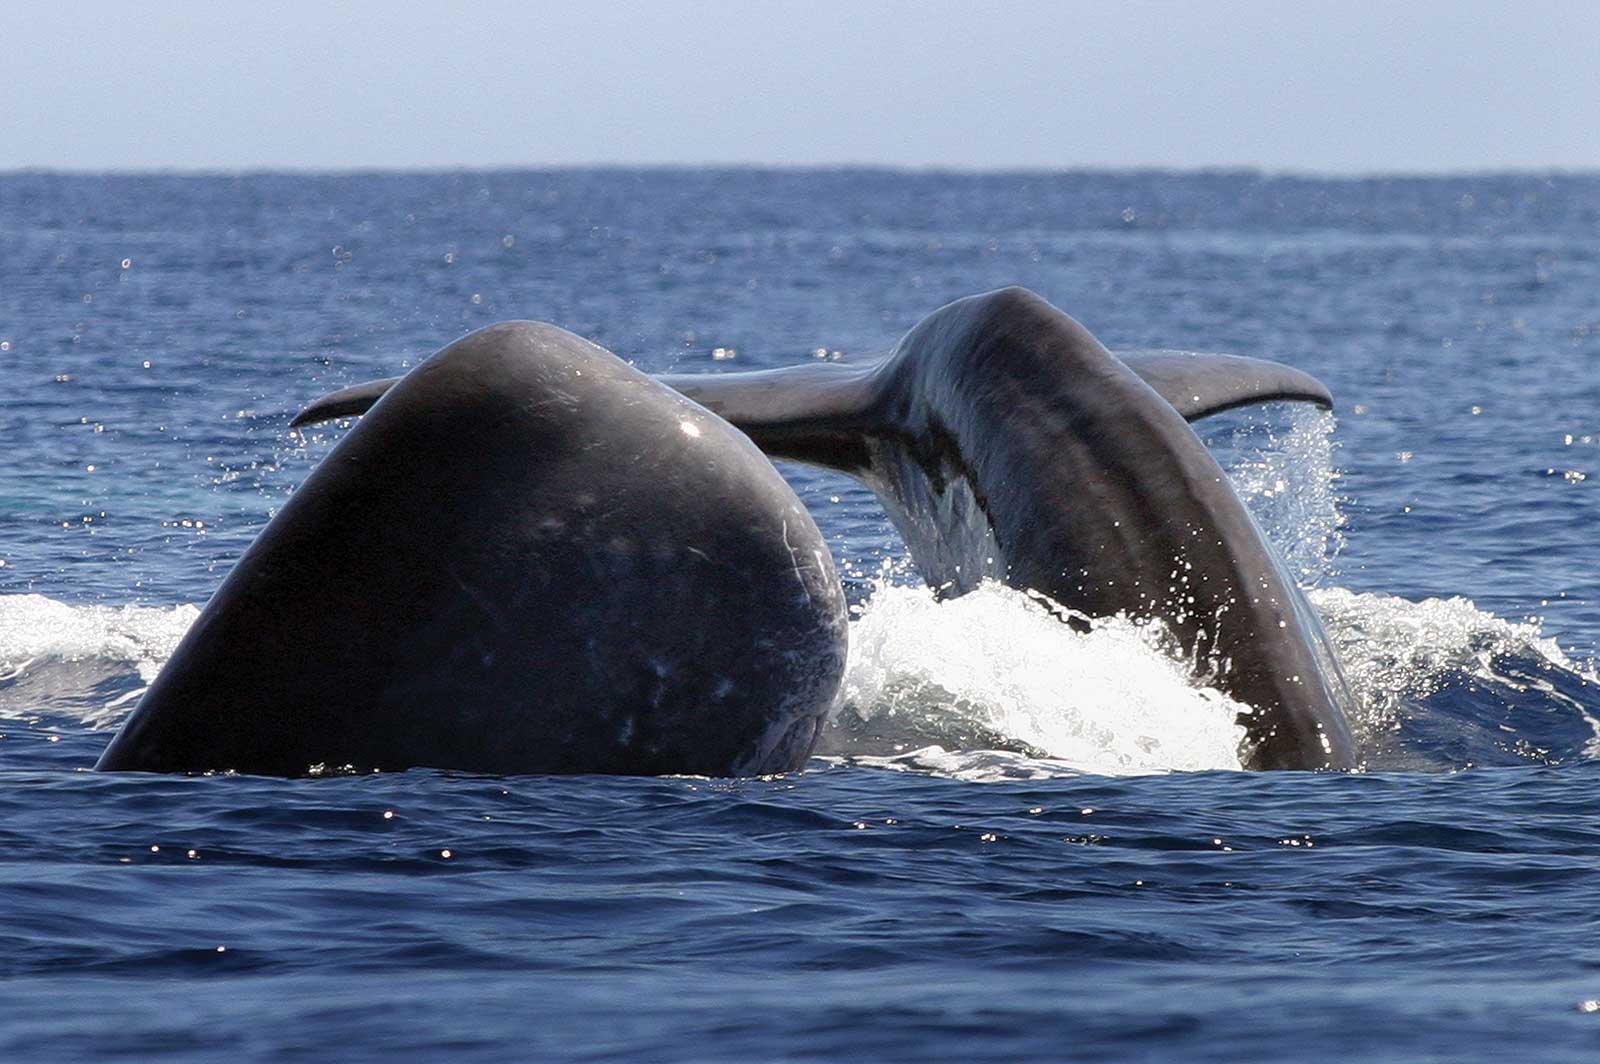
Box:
(0, 594, 197, 728)
(1311, 587, 1600, 769)
(0, 582, 1594, 774)
(2, 409, 1594, 776)
(823, 582, 1247, 776)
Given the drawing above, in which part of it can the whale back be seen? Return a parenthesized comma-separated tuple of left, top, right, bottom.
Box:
(99, 322, 848, 777)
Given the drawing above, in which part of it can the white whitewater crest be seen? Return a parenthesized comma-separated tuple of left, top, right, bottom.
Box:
(1310, 587, 1600, 757)
(0, 594, 198, 727)
(827, 580, 1579, 780)
(828, 581, 1250, 778)
(0, 585, 1592, 770)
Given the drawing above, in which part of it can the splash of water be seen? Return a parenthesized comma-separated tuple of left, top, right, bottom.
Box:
(0, 594, 197, 725)
(1310, 587, 1600, 758)
(1205, 404, 1346, 587)
(828, 582, 1249, 776)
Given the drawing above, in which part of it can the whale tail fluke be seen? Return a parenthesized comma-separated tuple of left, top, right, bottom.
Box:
(289, 349, 1332, 445)
(655, 361, 885, 471)
(289, 376, 402, 428)
(1115, 350, 1332, 420)
(660, 350, 1332, 461)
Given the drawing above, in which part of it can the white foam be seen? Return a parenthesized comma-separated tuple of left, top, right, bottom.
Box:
(3, 530, 1593, 769)
(0, 594, 197, 682)
(834, 581, 1248, 776)
(822, 744, 1099, 783)
(1309, 586, 1600, 740)
(0, 594, 198, 724)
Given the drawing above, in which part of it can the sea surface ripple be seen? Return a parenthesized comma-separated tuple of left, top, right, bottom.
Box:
(3, 169, 1600, 1061)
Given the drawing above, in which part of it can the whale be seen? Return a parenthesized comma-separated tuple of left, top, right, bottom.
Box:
(289, 289, 1356, 771)
(96, 321, 849, 777)
(664, 290, 1355, 770)
(665, 289, 1355, 770)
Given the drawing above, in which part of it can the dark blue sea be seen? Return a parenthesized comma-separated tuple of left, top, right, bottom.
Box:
(4, 169, 1600, 1061)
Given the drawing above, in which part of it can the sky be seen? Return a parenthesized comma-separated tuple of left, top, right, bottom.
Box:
(4, 0, 1597, 174)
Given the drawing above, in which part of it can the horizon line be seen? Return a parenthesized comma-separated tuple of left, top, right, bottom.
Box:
(5, 162, 1598, 182)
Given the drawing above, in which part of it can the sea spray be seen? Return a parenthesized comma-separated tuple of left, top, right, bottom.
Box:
(830, 581, 1249, 775)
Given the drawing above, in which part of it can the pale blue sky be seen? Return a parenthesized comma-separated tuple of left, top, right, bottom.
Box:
(4, 1, 1596, 173)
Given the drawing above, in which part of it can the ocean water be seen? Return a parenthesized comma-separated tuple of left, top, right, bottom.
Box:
(3, 169, 1600, 1060)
